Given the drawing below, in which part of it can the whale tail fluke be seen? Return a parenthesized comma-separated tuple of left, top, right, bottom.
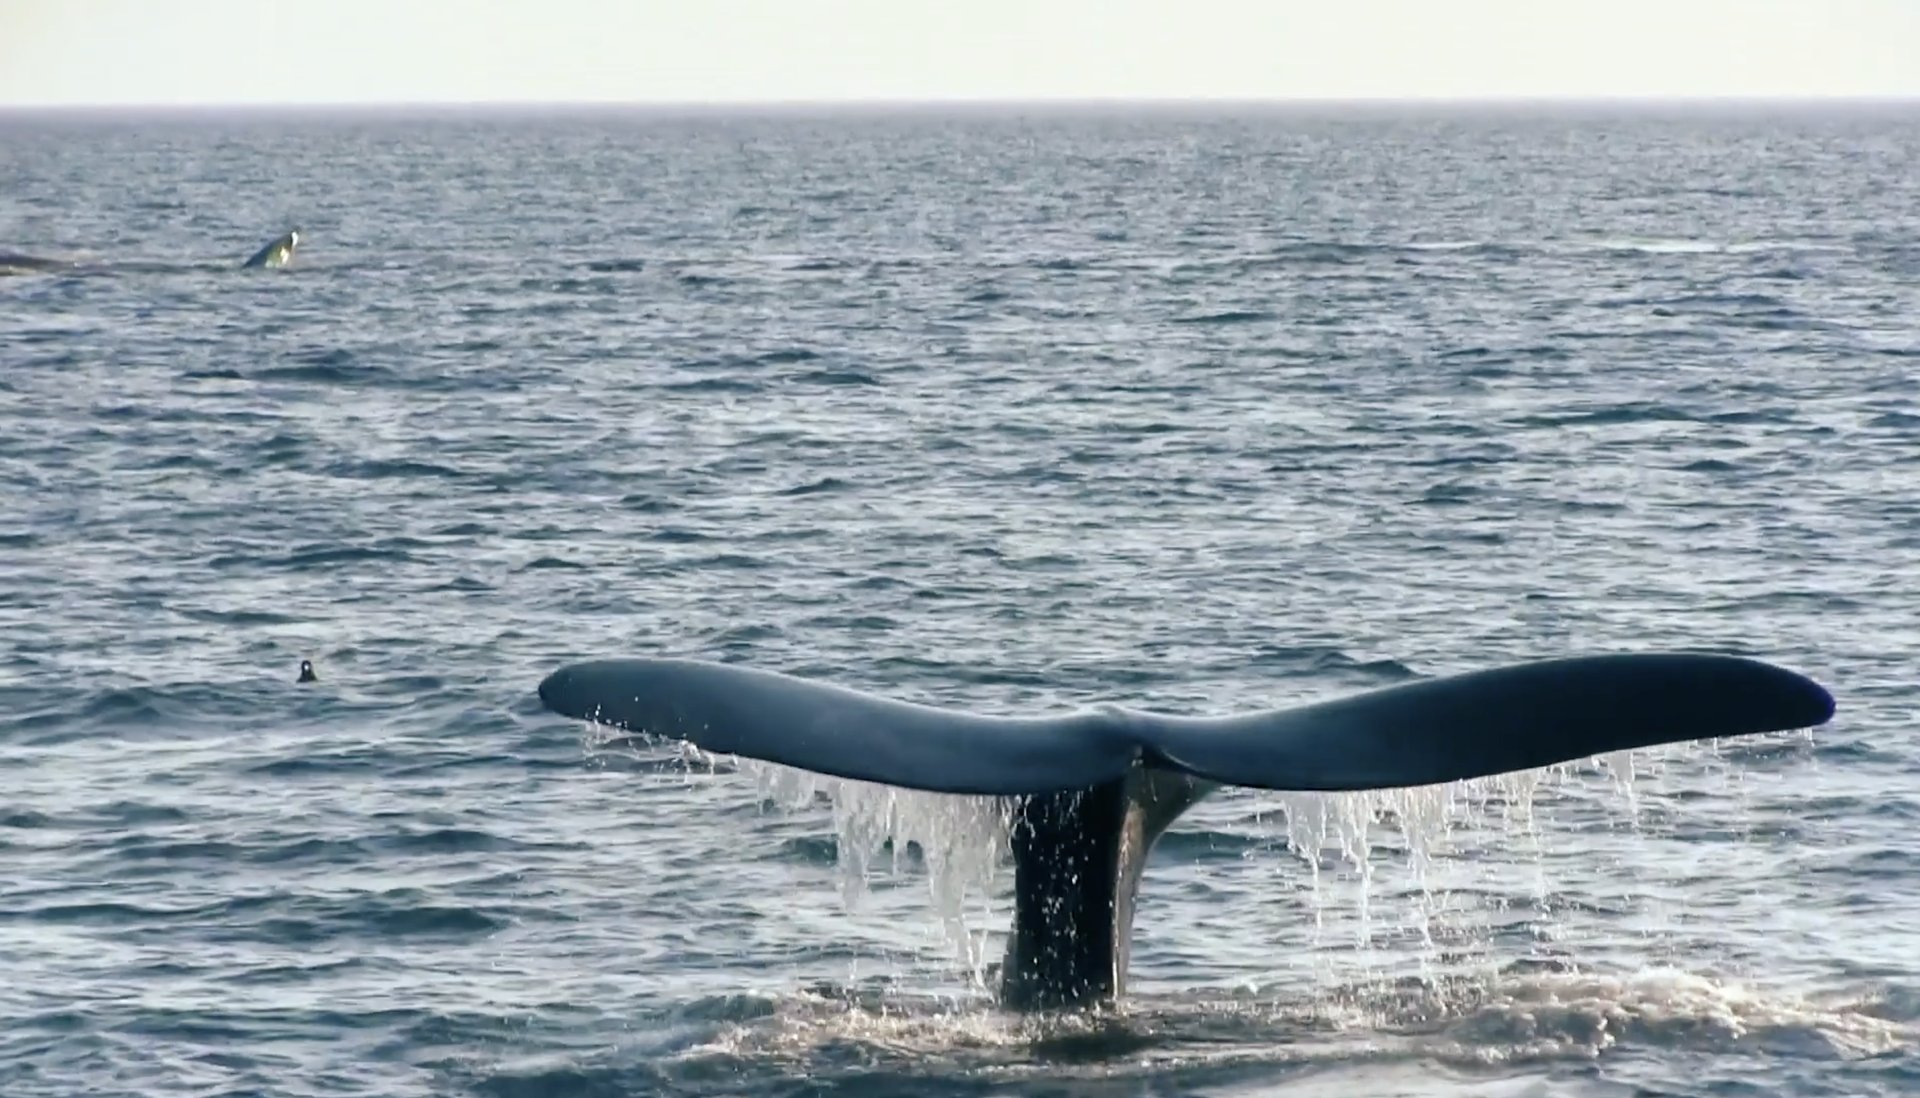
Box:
(535, 652, 1833, 797)
(241, 229, 300, 270)
(1135, 652, 1834, 793)
(535, 650, 1834, 1011)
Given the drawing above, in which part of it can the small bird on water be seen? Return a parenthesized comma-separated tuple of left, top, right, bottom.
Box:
(298, 659, 317, 683)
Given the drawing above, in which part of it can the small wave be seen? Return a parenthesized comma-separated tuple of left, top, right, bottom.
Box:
(106, 837, 245, 863)
(253, 898, 508, 942)
(376, 827, 512, 854)
(781, 258, 846, 272)
(755, 348, 818, 364)
(690, 552, 767, 570)
(440, 338, 504, 352)
(777, 476, 852, 496)
(208, 544, 416, 570)
(1867, 411, 1920, 429)
(1636, 292, 1787, 310)
(620, 493, 677, 512)
(703, 623, 785, 649)
(255, 431, 309, 458)
(1414, 481, 1481, 506)
(519, 556, 585, 571)
(255, 360, 399, 385)
(1270, 241, 1374, 263)
(243, 751, 400, 779)
(1402, 241, 1522, 257)
(582, 258, 646, 272)
(869, 655, 1052, 688)
(67, 686, 173, 729)
(326, 458, 468, 480)
(1435, 345, 1504, 361)
(794, 368, 878, 386)
(1173, 309, 1274, 325)
(1250, 645, 1419, 682)
(1706, 408, 1800, 425)
(649, 526, 713, 544)
(1403, 240, 1486, 251)
(95, 801, 191, 825)
(1430, 967, 1912, 1062)
(10, 901, 167, 924)
(1587, 238, 1726, 255)
(797, 613, 900, 633)
(662, 377, 761, 393)
(1512, 403, 1700, 428)
(141, 452, 221, 472)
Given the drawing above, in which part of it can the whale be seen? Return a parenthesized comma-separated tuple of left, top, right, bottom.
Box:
(0, 230, 301, 276)
(0, 250, 79, 274)
(536, 651, 1835, 1012)
(241, 229, 299, 270)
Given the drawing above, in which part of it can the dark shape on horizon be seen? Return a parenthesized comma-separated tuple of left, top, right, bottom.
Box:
(241, 228, 300, 270)
(0, 230, 302, 277)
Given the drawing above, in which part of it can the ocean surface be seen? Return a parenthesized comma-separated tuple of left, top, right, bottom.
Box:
(2, 102, 1917, 1097)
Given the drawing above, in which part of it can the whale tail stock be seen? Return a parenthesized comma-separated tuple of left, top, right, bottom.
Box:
(535, 652, 1835, 1010)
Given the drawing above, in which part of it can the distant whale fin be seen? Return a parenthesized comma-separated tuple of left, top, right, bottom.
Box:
(539, 658, 1138, 795)
(241, 229, 300, 269)
(538, 653, 1834, 796)
(1135, 652, 1835, 792)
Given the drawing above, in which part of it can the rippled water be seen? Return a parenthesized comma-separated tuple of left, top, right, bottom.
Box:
(2, 103, 1917, 1097)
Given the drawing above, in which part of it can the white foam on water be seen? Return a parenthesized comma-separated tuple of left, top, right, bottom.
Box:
(1431, 966, 1914, 1062)
(1580, 237, 1725, 254)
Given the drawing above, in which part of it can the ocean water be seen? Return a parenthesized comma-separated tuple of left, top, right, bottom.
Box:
(1, 102, 1917, 1097)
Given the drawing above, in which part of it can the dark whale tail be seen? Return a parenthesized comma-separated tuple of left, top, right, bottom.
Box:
(536, 653, 1834, 1010)
(3, 232, 301, 276)
(0, 249, 78, 275)
(241, 229, 300, 269)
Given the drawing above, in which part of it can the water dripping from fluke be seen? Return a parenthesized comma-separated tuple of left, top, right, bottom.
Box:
(542, 651, 1835, 1013)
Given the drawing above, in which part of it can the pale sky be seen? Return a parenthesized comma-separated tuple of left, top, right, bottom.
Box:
(2, 0, 1916, 108)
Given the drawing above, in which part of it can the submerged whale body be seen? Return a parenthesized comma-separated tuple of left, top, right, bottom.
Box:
(0, 230, 300, 276)
(536, 652, 1836, 1012)
(0, 249, 80, 275)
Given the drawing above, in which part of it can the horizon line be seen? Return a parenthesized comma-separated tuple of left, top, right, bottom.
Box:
(4, 92, 1919, 114)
